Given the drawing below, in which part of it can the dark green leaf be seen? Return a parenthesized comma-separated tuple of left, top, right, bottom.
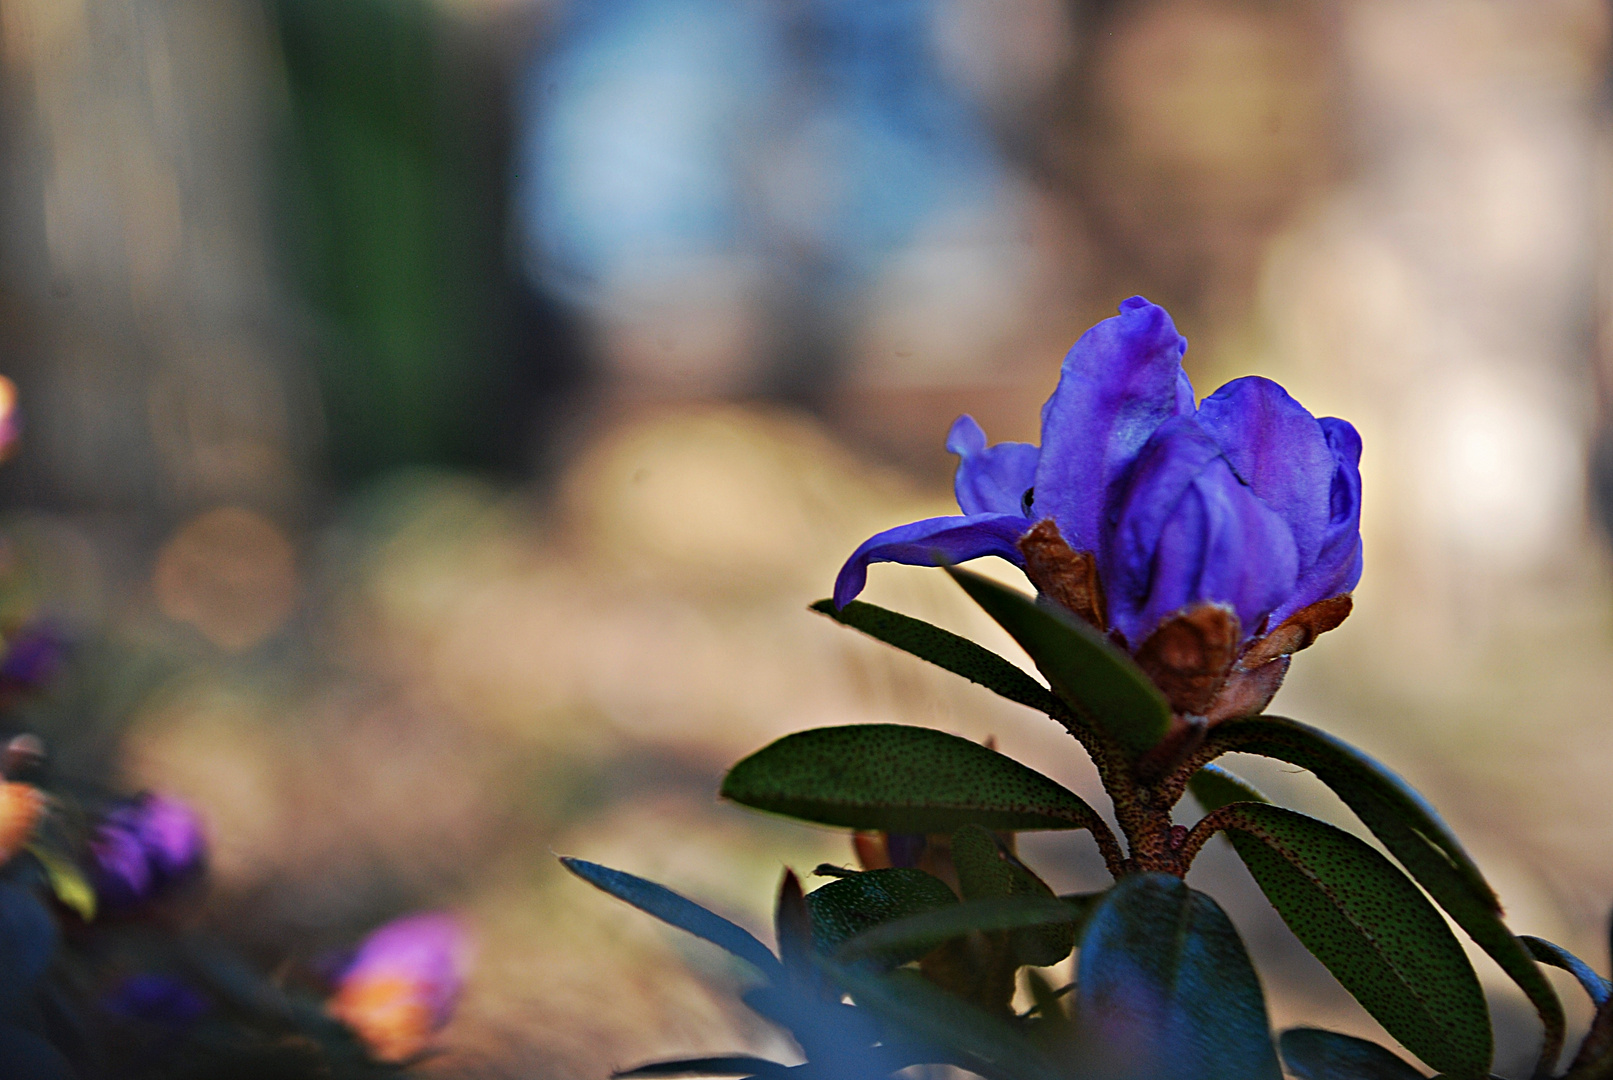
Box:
(1188, 763, 1267, 813)
(836, 896, 1094, 963)
(613, 1057, 795, 1079)
(1215, 804, 1491, 1077)
(824, 963, 1063, 1080)
(811, 599, 1057, 714)
(722, 724, 1108, 834)
(1210, 718, 1559, 1072)
(806, 869, 957, 961)
(946, 567, 1170, 754)
(1279, 1028, 1426, 1080)
(1074, 873, 1281, 1080)
(1210, 716, 1493, 908)
(1523, 936, 1610, 1006)
(1346, 791, 1561, 1074)
(561, 858, 784, 980)
(951, 825, 1073, 967)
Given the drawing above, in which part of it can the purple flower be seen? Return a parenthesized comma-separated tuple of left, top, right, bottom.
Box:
(329, 912, 468, 1062)
(835, 297, 1362, 717)
(89, 793, 207, 911)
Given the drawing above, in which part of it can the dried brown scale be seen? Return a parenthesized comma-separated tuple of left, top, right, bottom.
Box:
(1134, 604, 1240, 716)
(1017, 520, 1105, 631)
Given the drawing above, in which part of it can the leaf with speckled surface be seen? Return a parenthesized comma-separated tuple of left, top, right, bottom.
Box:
(1217, 804, 1492, 1078)
(811, 599, 1058, 714)
(1210, 716, 1561, 1073)
(1074, 873, 1281, 1080)
(1279, 1028, 1426, 1080)
(722, 724, 1109, 834)
(1210, 716, 1493, 909)
(946, 567, 1171, 754)
(1347, 790, 1562, 1076)
(805, 869, 958, 961)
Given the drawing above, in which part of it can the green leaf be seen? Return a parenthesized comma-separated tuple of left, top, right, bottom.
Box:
(836, 895, 1097, 964)
(1188, 763, 1267, 813)
(951, 825, 1073, 967)
(1346, 791, 1562, 1074)
(805, 869, 958, 961)
(1523, 936, 1611, 1007)
(613, 1057, 794, 1079)
(1209, 717, 1560, 1072)
(1210, 716, 1493, 908)
(1074, 873, 1281, 1080)
(1278, 1028, 1426, 1080)
(811, 599, 1057, 714)
(722, 724, 1109, 834)
(1215, 803, 1492, 1077)
(946, 567, 1170, 754)
(560, 858, 784, 980)
(824, 963, 1063, 1080)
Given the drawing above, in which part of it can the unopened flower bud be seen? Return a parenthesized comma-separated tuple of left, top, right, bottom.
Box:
(328, 912, 467, 1062)
(89, 793, 207, 911)
(0, 781, 44, 864)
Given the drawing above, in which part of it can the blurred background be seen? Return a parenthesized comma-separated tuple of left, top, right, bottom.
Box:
(0, 0, 1609, 1074)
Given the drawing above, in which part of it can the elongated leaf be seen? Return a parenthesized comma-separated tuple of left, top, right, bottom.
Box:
(824, 962, 1063, 1080)
(1209, 717, 1560, 1070)
(614, 1057, 795, 1079)
(1216, 804, 1491, 1077)
(1074, 873, 1281, 1080)
(1523, 936, 1611, 1006)
(561, 858, 784, 980)
(1188, 763, 1267, 813)
(722, 724, 1107, 834)
(951, 825, 1073, 966)
(1278, 1028, 1426, 1080)
(811, 600, 1057, 714)
(1347, 790, 1562, 1073)
(805, 869, 957, 961)
(1209, 716, 1492, 907)
(946, 567, 1170, 754)
(837, 896, 1096, 963)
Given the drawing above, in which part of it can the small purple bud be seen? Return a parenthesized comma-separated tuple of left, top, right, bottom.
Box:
(89, 793, 207, 911)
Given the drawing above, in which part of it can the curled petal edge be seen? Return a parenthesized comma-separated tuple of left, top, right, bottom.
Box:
(832, 513, 1030, 609)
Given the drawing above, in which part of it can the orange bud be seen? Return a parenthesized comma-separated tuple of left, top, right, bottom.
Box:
(0, 782, 44, 863)
(328, 975, 436, 1062)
